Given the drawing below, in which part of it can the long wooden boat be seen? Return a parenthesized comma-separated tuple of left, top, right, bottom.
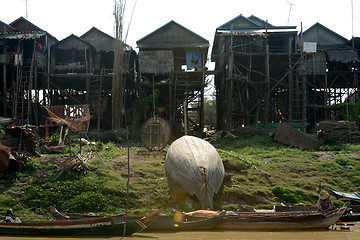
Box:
(0, 211, 160, 236)
(325, 186, 360, 205)
(51, 207, 224, 232)
(142, 211, 225, 232)
(212, 206, 347, 231)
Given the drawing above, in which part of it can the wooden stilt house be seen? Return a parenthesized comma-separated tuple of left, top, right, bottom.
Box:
(211, 14, 299, 131)
(301, 23, 359, 124)
(136, 20, 209, 135)
(0, 17, 58, 125)
(48, 28, 139, 130)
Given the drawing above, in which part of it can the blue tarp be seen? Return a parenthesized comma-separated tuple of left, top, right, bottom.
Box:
(186, 50, 202, 70)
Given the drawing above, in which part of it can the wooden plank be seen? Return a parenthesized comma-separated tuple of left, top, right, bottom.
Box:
(273, 123, 322, 150)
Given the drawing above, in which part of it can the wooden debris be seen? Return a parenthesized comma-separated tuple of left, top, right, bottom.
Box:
(2, 125, 41, 156)
(273, 123, 322, 150)
(203, 125, 218, 142)
(221, 131, 238, 139)
(222, 159, 247, 171)
(316, 121, 360, 143)
(55, 153, 92, 180)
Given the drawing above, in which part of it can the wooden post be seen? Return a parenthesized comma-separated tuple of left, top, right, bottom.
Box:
(302, 59, 307, 131)
(85, 48, 90, 103)
(112, 2, 125, 130)
(184, 99, 188, 135)
(200, 51, 205, 131)
(184, 74, 188, 135)
(45, 35, 50, 106)
(169, 71, 173, 125)
(27, 40, 36, 122)
(227, 26, 234, 131)
(247, 48, 252, 125)
(324, 73, 328, 118)
(264, 22, 270, 131)
(3, 44, 6, 117)
(34, 41, 39, 125)
(301, 23, 307, 132)
(11, 67, 15, 117)
(97, 70, 103, 135)
(288, 37, 293, 122)
(312, 54, 316, 124)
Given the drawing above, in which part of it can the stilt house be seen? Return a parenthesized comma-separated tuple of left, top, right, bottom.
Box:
(0, 17, 57, 125)
(136, 20, 209, 135)
(211, 14, 299, 131)
(301, 23, 359, 124)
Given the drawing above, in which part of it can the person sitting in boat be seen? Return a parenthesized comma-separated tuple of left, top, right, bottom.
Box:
(317, 190, 334, 212)
(2, 209, 21, 223)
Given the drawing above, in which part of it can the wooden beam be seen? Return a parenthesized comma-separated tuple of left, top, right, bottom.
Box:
(3, 44, 7, 117)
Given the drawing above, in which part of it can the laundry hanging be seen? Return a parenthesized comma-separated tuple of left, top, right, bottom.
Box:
(14, 53, 22, 66)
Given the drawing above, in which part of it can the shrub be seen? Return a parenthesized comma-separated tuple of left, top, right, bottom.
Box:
(272, 185, 300, 204)
(335, 158, 349, 167)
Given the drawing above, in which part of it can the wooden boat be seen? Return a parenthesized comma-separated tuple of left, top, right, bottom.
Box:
(212, 206, 347, 231)
(0, 211, 160, 236)
(142, 211, 225, 232)
(325, 186, 360, 205)
(51, 208, 225, 232)
(165, 135, 225, 209)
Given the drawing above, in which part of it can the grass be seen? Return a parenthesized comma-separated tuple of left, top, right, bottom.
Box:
(0, 132, 359, 220)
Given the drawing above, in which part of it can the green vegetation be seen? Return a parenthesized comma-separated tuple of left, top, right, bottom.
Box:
(309, 102, 360, 122)
(0, 131, 359, 220)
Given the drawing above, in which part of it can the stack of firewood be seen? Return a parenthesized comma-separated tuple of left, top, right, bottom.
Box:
(55, 153, 92, 180)
(316, 121, 360, 143)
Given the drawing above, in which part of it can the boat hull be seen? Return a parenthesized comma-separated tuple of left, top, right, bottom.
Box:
(325, 187, 360, 205)
(0, 213, 159, 236)
(214, 207, 347, 231)
(144, 213, 223, 232)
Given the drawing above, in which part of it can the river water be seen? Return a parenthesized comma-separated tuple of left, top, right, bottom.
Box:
(0, 222, 358, 240)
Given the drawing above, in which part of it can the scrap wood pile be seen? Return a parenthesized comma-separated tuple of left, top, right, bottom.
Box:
(1, 125, 41, 156)
(316, 121, 360, 143)
(55, 153, 92, 180)
(203, 125, 218, 142)
(0, 125, 42, 173)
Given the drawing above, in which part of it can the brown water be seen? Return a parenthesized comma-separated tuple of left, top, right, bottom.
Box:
(0, 222, 358, 240)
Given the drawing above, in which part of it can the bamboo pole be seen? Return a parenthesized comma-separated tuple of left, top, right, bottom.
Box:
(112, 0, 125, 130)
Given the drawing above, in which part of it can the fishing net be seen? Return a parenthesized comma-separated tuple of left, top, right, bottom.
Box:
(44, 105, 90, 133)
(141, 116, 170, 151)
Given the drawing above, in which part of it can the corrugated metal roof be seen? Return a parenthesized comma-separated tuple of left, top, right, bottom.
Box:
(9, 16, 44, 32)
(217, 14, 296, 31)
(137, 20, 209, 49)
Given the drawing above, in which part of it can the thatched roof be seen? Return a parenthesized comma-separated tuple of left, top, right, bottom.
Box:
(165, 135, 224, 209)
(327, 50, 359, 63)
